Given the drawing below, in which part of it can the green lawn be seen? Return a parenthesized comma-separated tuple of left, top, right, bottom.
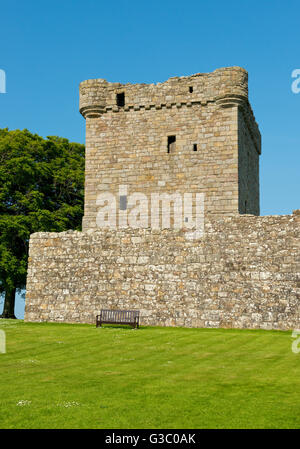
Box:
(0, 319, 299, 429)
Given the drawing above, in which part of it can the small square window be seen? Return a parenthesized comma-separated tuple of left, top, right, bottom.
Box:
(193, 144, 197, 151)
(167, 135, 176, 153)
(116, 92, 125, 107)
(189, 86, 193, 93)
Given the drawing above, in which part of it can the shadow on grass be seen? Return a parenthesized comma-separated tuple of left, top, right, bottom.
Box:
(96, 324, 141, 330)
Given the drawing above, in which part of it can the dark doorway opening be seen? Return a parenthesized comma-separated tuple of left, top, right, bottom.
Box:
(167, 135, 176, 153)
(116, 92, 125, 107)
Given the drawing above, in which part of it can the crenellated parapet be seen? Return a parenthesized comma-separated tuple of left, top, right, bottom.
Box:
(79, 66, 260, 153)
(79, 66, 248, 115)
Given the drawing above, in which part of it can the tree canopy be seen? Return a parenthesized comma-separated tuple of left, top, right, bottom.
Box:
(0, 128, 85, 318)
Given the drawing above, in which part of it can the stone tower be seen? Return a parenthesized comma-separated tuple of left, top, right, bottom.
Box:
(79, 66, 261, 232)
(24, 67, 300, 330)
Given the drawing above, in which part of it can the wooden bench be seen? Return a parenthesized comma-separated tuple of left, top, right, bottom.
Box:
(96, 309, 140, 329)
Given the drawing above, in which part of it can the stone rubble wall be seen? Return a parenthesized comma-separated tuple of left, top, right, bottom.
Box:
(25, 211, 300, 330)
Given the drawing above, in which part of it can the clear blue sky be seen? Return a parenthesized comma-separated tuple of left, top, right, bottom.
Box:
(0, 0, 299, 318)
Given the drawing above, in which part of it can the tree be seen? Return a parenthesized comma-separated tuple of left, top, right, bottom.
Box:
(0, 128, 85, 318)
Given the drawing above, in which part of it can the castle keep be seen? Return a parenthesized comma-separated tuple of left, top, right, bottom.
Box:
(25, 67, 300, 330)
(80, 67, 260, 230)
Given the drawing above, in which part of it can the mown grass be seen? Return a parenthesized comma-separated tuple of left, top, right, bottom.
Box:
(0, 319, 299, 429)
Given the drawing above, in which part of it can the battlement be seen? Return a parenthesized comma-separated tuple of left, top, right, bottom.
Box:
(80, 66, 260, 155)
(80, 66, 245, 109)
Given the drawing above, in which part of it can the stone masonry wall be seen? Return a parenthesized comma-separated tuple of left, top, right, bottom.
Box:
(25, 212, 300, 330)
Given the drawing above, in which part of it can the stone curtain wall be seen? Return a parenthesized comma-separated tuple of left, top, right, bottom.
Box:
(25, 211, 300, 330)
(80, 67, 261, 231)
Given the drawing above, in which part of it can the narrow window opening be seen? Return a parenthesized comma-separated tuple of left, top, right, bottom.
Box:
(167, 135, 176, 153)
(245, 200, 247, 213)
(116, 92, 125, 107)
(193, 144, 197, 151)
(189, 86, 193, 93)
(119, 195, 127, 210)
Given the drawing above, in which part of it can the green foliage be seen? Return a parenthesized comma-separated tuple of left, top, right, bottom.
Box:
(0, 322, 299, 429)
(0, 128, 85, 298)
